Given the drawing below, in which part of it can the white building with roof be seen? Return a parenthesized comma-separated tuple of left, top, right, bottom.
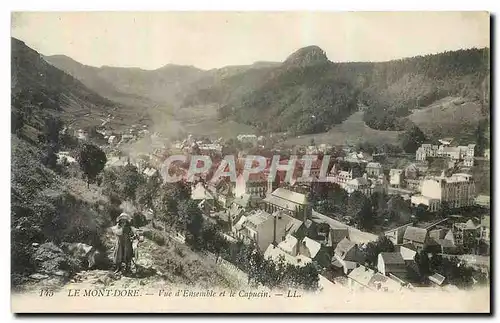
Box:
(366, 162, 382, 177)
(345, 176, 372, 195)
(263, 244, 311, 267)
(389, 169, 404, 188)
(418, 172, 476, 210)
(263, 188, 310, 222)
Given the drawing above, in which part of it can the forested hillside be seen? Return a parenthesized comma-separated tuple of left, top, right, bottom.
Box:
(359, 48, 490, 131)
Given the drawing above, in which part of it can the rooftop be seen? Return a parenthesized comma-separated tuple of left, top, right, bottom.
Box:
(245, 210, 271, 229)
(379, 252, 405, 265)
(301, 237, 322, 259)
(277, 234, 298, 255)
(270, 188, 308, 205)
(403, 226, 428, 244)
(264, 244, 311, 267)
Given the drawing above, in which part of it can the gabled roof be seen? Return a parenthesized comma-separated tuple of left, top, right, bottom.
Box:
(334, 237, 356, 259)
(269, 188, 308, 205)
(232, 194, 251, 208)
(428, 273, 446, 285)
(244, 210, 271, 229)
(403, 226, 428, 244)
(397, 244, 417, 261)
(279, 212, 304, 235)
(191, 182, 215, 200)
(277, 234, 299, 255)
(330, 227, 349, 244)
(379, 252, 405, 265)
(301, 237, 322, 259)
(348, 266, 375, 287)
(436, 239, 456, 248)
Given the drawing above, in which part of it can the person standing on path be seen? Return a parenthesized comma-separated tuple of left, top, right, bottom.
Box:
(112, 213, 139, 274)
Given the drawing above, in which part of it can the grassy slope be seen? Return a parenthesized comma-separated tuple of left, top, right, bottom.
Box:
(283, 111, 401, 147)
(409, 96, 487, 142)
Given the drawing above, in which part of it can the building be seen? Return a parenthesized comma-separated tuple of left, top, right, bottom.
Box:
(410, 195, 441, 212)
(389, 169, 405, 188)
(452, 219, 481, 251)
(277, 234, 299, 255)
(372, 174, 389, 194)
(332, 238, 365, 275)
(234, 172, 268, 201)
(484, 149, 490, 160)
(347, 266, 404, 292)
(428, 273, 446, 286)
(402, 226, 429, 251)
(463, 156, 475, 167)
(384, 223, 413, 245)
(263, 244, 312, 267)
(366, 162, 382, 177)
(396, 243, 418, 261)
(377, 252, 407, 277)
(405, 179, 423, 192)
(240, 210, 305, 253)
(480, 215, 490, 244)
(415, 143, 475, 162)
(329, 227, 350, 249)
(475, 195, 490, 209)
(262, 188, 311, 222)
(236, 134, 258, 145)
(345, 175, 372, 195)
(417, 172, 476, 210)
(108, 135, 117, 145)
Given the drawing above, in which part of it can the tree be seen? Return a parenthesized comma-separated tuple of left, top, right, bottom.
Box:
(398, 124, 427, 153)
(178, 199, 203, 236)
(136, 172, 162, 209)
(78, 143, 107, 188)
(474, 120, 487, 157)
(414, 203, 429, 222)
(42, 117, 63, 149)
(364, 236, 395, 266)
(348, 191, 375, 230)
(118, 164, 145, 202)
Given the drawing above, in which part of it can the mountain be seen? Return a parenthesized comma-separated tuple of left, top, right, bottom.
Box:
(283, 45, 329, 67)
(12, 38, 129, 133)
(45, 43, 490, 139)
(45, 54, 281, 109)
(356, 48, 490, 132)
(43, 55, 204, 108)
(182, 46, 490, 138)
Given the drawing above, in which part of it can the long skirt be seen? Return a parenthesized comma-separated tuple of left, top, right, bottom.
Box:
(114, 236, 134, 267)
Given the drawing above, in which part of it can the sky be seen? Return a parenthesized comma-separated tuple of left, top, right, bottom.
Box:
(11, 11, 490, 70)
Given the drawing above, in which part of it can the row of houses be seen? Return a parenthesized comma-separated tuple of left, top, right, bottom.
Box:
(415, 142, 475, 167)
(384, 217, 490, 254)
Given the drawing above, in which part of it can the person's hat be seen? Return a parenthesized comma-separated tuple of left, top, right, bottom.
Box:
(116, 212, 132, 223)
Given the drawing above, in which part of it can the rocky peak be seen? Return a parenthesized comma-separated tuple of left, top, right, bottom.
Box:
(283, 45, 329, 67)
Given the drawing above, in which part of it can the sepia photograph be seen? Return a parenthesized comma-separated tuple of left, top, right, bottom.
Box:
(10, 11, 491, 313)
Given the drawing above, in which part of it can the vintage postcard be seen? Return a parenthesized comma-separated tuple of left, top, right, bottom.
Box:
(10, 11, 490, 313)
